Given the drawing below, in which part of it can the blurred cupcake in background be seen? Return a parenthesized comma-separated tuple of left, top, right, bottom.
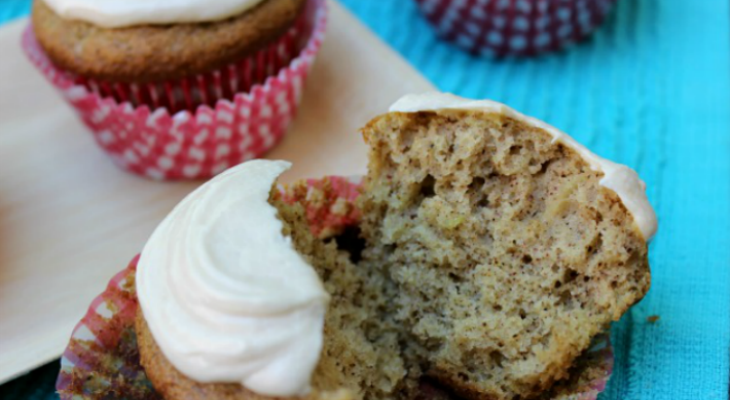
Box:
(24, 0, 327, 180)
(413, 0, 617, 57)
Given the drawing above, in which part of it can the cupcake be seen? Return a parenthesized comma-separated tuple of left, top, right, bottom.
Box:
(24, 0, 327, 179)
(413, 0, 617, 57)
(58, 93, 657, 400)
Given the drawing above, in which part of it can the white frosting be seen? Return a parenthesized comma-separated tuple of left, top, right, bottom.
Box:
(390, 93, 658, 241)
(42, 0, 265, 28)
(136, 160, 329, 397)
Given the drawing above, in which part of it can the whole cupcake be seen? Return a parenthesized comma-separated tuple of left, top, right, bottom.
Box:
(24, 0, 327, 179)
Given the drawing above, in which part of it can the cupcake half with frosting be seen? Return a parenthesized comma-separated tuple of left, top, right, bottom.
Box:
(58, 93, 656, 400)
(23, 0, 327, 180)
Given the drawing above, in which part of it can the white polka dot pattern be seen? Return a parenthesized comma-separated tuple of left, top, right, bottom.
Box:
(414, 0, 617, 56)
(22, 0, 327, 180)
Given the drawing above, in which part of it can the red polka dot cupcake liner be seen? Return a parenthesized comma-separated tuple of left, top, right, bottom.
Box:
(414, 0, 617, 57)
(22, 0, 327, 180)
(55, 175, 613, 400)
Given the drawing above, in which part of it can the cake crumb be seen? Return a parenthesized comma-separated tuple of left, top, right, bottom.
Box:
(647, 315, 660, 323)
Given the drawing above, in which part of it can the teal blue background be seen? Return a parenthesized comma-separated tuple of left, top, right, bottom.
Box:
(2, 1, 729, 399)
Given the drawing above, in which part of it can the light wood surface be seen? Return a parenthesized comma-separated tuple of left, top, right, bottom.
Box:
(0, 1, 433, 384)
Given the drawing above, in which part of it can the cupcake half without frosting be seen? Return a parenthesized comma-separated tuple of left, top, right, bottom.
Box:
(136, 93, 657, 400)
(357, 92, 655, 399)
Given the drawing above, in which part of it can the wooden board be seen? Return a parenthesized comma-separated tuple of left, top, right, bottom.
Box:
(0, 1, 434, 384)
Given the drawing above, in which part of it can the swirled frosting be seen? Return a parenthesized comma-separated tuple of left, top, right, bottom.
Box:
(42, 0, 266, 28)
(136, 159, 329, 397)
(390, 92, 658, 241)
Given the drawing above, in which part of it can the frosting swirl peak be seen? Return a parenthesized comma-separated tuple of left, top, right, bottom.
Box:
(136, 159, 329, 397)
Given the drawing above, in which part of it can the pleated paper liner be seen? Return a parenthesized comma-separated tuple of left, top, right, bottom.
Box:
(56, 176, 612, 400)
(413, 0, 617, 57)
(22, 0, 327, 180)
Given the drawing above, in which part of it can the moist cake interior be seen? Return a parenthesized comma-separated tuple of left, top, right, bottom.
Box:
(271, 109, 650, 400)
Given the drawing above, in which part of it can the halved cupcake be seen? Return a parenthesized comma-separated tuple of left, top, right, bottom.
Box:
(58, 93, 656, 400)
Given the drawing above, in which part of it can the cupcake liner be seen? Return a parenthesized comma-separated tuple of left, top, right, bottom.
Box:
(279, 175, 363, 238)
(413, 0, 617, 57)
(22, 0, 327, 180)
(56, 176, 612, 400)
(549, 333, 613, 400)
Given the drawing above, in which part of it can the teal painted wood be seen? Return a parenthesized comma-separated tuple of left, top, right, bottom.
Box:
(0, 363, 59, 400)
(1, 1, 729, 399)
(0, 0, 30, 24)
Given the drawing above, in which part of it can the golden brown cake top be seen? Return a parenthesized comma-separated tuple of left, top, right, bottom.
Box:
(31, 0, 306, 82)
